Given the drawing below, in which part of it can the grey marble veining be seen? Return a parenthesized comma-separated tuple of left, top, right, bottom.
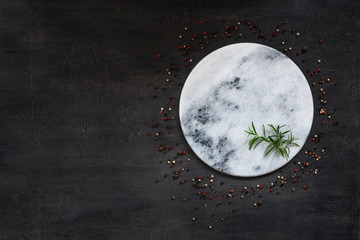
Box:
(179, 43, 313, 177)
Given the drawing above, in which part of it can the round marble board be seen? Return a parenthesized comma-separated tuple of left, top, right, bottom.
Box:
(179, 43, 314, 177)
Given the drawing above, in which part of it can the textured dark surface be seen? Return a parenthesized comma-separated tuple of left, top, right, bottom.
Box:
(0, 0, 359, 239)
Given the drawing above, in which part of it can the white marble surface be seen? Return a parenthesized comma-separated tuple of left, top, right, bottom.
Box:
(179, 43, 314, 177)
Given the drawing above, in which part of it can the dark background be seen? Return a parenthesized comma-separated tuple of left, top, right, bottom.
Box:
(0, 0, 359, 239)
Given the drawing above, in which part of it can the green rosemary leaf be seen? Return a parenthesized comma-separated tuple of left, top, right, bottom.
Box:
(262, 124, 266, 137)
(253, 138, 263, 149)
(267, 124, 277, 133)
(265, 144, 275, 156)
(248, 137, 258, 150)
(279, 148, 286, 157)
(251, 121, 257, 135)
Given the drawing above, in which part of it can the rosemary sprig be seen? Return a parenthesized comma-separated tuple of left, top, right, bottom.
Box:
(245, 121, 300, 159)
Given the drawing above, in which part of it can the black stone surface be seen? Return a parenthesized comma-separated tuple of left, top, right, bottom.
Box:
(0, 0, 359, 239)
